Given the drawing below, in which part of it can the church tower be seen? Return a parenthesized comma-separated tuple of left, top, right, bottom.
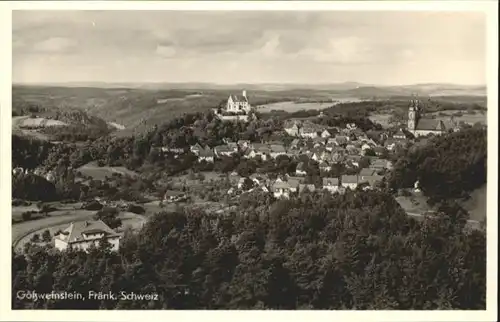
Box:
(407, 95, 420, 131)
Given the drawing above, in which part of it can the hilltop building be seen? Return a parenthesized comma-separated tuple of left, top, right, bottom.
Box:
(226, 90, 251, 113)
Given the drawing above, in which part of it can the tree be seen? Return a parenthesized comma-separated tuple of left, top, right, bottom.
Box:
(42, 230, 52, 242)
(93, 207, 122, 229)
(31, 234, 40, 243)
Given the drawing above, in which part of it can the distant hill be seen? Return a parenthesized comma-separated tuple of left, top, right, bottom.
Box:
(12, 83, 487, 135)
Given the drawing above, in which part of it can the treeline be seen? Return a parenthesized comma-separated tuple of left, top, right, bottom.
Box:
(12, 135, 53, 169)
(386, 127, 487, 202)
(12, 191, 485, 309)
(41, 125, 111, 142)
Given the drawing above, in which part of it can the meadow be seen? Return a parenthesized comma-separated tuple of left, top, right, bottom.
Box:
(77, 161, 140, 180)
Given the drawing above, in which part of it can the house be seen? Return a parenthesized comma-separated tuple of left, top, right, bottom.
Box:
(370, 158, 393, 170)
(341, 175, 359, 190)
(272, 179, 300, 199)
(190, 143, 204, 155)
(312, 136, 326, 146)
(323, 177, 340, 193)
(198, 147, 215, 162)
(164, 190, 188, 203)
(321, 129, 333, 138)
(358, 175, 384, 190)
(54, 220, 120, 252)
(335, 135, 349, 146)
(299, 184, 316, 194)
(284, 122, 301, 137)
(295, 162, 307, 176)
(299, 123, 320, 138)
(393, 128, 409, 140)
(270, 144, 287, 159)
(359, 168, 376, 179)
(407, 97, 447, 137)
(226, 90, 251, 113)
(161, 146, 185, 154)
(319, 161, 332, 172)
(214, 145, 236, 157)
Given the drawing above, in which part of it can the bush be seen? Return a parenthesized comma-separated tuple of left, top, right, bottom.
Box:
(21, 211, 33, 221)
(82, 200, 104, 211)
(31, 234, 40, 242)
(127, 204, 145, 215)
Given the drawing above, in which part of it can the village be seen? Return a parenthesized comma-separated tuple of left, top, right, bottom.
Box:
(159, 90, 426, 202)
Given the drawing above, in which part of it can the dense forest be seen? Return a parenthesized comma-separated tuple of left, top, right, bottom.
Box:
(12, 190, 485, 309)
(386, 127, 487, 202)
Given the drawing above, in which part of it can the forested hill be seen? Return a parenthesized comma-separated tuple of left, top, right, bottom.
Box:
(12, 190, 485, 309)
(386, 127, 487, 202)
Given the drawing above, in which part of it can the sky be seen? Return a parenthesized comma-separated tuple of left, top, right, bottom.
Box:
(12, 10, 486, 85)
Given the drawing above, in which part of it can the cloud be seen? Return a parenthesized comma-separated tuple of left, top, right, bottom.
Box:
(294, 37, 373, 64)
(32, 37, 77, 53)
(155, 45, 176, 58)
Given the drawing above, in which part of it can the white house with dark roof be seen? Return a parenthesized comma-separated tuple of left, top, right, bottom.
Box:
(284, 122, 301, 137)
(270, 144, 287, 159)
(198, 147, 215, 162)
(190, 143, 204, 156)
(54, 220, 120, 252)
(322, 177, 340, 193)
(341, 175, 359, 190)
(272, 179, 300, 199)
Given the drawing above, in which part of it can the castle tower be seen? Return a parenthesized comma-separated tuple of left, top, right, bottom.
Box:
(242, 90, 247, 100)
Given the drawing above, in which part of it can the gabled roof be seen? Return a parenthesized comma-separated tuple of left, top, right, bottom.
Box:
(296, 162, 306, 171)
(415, 119, 446, 131)
(199, 148, 214, 157)
(323, 177, 339, 186)
(359, 168, 376, 177)
(230, 94, 248, 103)
(58, 220, 119, 244)
(358, 175, 384, 186)
(215, 145, 233, 153)
(270, 144, 286, 153)
(341, 175, 358, 184)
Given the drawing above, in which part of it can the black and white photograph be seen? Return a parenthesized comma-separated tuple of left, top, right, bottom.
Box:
(1, 1, 498, 320)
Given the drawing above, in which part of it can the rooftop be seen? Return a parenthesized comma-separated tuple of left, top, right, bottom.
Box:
(57, 220, 118, 244)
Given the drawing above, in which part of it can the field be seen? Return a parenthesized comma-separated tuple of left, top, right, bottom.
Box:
(77, 162, 140, 180)
(429, 110, 487, 125)
(368, 113, 393, 128)
(395, 193, 434, 215)
(257, 97, 364, 113)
